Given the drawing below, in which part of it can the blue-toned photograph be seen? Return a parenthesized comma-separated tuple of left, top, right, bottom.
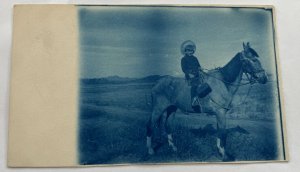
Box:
(78, 6, 286, 165)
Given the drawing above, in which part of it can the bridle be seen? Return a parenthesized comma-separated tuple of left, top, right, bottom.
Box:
(201, 52, 262, 86)
(203, 51, 266, 111)
(240, 51, 266, 84)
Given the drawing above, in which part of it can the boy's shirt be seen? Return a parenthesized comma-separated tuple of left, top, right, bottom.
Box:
(181, 55, 201, 75)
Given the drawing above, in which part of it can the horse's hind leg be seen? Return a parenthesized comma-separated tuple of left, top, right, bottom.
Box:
(165, 105, 178, 152)
(146, 94, 171, 155)
(146, 117, 154, 155)
(146, 107, 165, 155)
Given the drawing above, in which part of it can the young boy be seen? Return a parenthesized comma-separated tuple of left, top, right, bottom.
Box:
(180, 40, 202, 111)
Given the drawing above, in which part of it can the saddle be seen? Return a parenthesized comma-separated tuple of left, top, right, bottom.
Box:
(185, 72, 212, 112)
(197, 83, 212, 98)
(187, 74, 212, 98)
(188, 77, 212, 113)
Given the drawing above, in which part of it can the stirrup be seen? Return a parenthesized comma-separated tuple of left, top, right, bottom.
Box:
(192, 97, 199, 106)
(192, 105, 201, 113)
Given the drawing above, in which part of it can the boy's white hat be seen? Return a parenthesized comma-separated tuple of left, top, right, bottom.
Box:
(181, 40, 196, 55)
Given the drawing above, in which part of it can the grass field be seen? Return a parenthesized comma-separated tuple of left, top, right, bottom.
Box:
(79, 76, 283, 165)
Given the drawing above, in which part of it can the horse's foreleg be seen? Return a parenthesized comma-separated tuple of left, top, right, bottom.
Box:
(167, 134, 177, 152)
(216, 109, 227, 159)
(216, 133, 225, 157)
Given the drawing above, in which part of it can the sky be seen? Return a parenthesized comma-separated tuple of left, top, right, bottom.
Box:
(79, 6, 276, 78)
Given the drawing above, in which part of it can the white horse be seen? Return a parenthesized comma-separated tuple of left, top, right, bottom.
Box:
(146, 42, 268, 161)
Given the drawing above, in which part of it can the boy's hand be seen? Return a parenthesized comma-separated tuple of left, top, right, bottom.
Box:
(185, 73, 190, 80)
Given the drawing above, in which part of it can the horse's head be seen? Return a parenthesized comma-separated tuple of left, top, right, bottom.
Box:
(240, 42, 268, 84)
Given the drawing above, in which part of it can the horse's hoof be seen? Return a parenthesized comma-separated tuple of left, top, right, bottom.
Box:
(223, 153, 235, 162)
(217, 147, 225, 158)
(172, 146, 177, 152)
(148, 148, 155, 155)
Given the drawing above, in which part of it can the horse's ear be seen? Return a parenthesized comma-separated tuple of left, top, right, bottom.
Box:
(247, 42, 250, 47)
(243, 42, 249, 51)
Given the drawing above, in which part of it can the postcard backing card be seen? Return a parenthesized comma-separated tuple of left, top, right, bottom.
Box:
(8, 5, 78, 167)
(8, 5, 287, 167)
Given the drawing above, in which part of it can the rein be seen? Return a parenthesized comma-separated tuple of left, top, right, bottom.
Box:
(207, 77, 254, 111)
(200, 52, 258, 111)
(200, 52, 257, 86)
(201, 69, 252, 86)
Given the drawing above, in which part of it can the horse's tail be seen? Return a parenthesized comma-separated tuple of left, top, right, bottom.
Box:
(151, 92, 154, 109)
(145, 93, 153, 109)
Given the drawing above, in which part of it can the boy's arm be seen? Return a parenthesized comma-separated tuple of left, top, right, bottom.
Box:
(193, 57, 203, 73)
(181, 58, 190, 80)
(181, 58, 187, 74)
(194, 56, 201, 68)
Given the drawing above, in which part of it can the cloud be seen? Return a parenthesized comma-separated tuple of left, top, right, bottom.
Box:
(79, 6, 276, 78)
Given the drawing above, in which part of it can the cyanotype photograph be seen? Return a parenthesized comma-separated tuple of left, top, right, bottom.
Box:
(78, 6, 286, 165)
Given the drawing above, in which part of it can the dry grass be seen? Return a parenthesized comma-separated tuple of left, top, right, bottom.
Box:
(79, 80, 281, 164)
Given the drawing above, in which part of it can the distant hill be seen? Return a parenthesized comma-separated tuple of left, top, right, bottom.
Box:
(81, 72, 276, 85)
(132, 75, 168, 83)
(81, 75, 167, 84)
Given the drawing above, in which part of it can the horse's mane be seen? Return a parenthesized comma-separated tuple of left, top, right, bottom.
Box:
(219, 53, 242, 83)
